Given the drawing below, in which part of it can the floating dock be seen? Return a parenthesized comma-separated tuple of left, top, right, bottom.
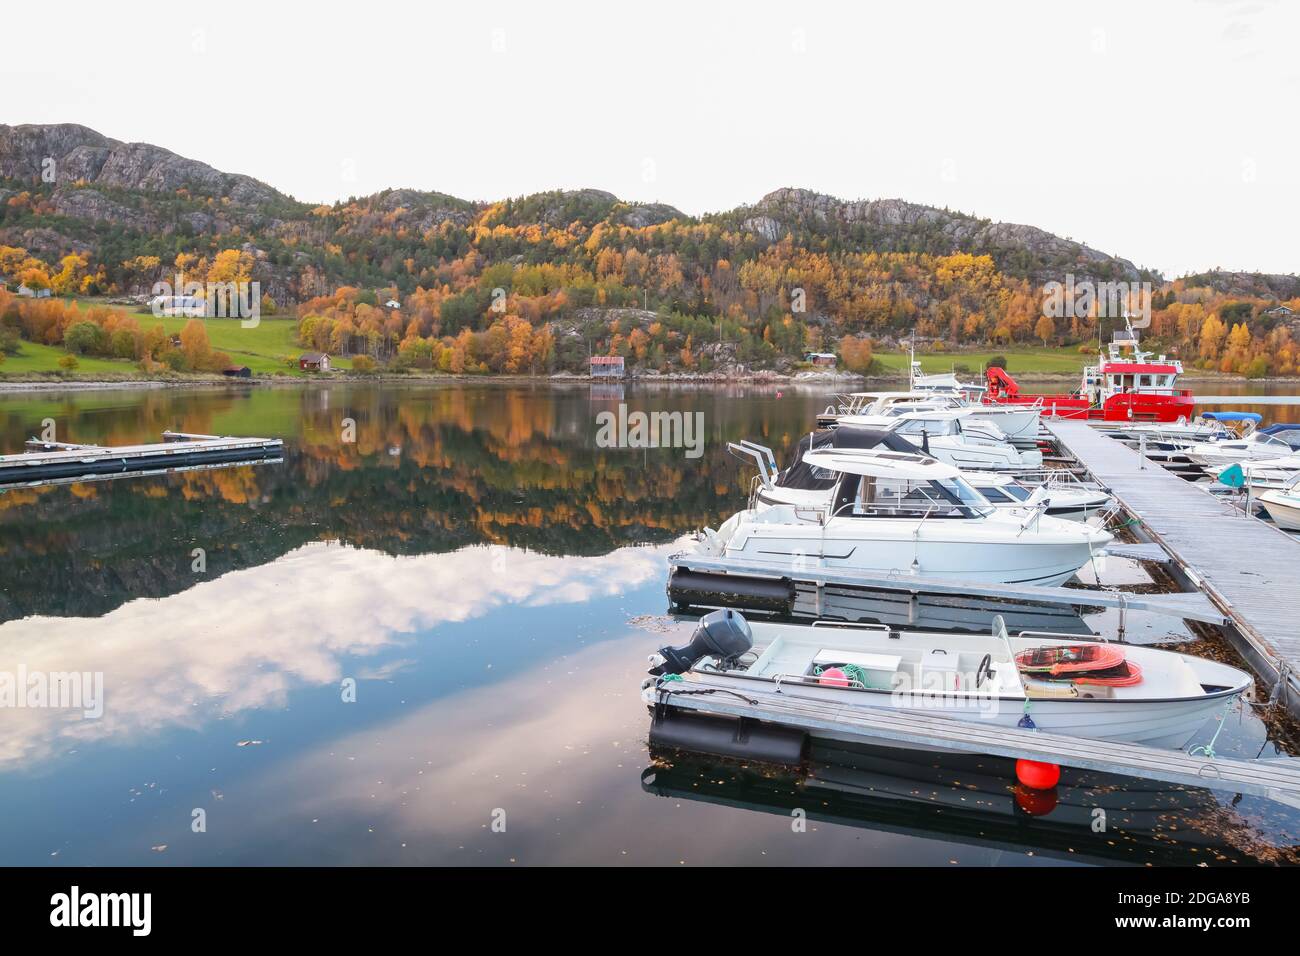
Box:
(668, 552, 1229, 630)
(648, 675, 1300, 809)
(0, 431, 283, 486)
(1045, 418, 1300, 719)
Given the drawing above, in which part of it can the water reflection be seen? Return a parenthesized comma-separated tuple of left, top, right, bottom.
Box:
(645, 744, 1300, 865)
(0, 384, 824, 623)
(0, 540, 671, 768)
(0, 383, 1297, 866)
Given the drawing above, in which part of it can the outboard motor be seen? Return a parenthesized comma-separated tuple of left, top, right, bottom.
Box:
(650, 609, 753, 676)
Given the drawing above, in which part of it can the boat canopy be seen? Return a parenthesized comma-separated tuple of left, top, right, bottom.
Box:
(846, 391, 931, 401)
(777, 426, 920, 490)
(1200, 411, 1262, 423)
(840, 408, 970, 428)
(803, 447, 961, 480)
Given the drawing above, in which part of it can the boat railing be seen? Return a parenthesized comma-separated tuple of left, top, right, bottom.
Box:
(1015, 499, 1051, 536)
(810, 619, 893, 632)
(1016, 628, 1110, 644)
(771, 672, 869, 692)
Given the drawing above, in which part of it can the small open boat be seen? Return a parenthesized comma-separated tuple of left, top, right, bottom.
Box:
(644, 611, 1252, 752)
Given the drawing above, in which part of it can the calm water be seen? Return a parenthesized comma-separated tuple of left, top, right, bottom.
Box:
(0, 382, 1297, 867)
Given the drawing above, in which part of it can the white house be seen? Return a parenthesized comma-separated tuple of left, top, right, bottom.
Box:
(149, 294, 205, 317)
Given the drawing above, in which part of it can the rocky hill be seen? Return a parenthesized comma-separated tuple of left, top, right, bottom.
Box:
(721, 187, 1143, 285)
(0, 123, 286, 206)
(0, 122, 1158, 301)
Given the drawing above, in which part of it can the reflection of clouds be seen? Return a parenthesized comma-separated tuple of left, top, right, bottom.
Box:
(213, 634, 930, 868)
(213, 634, 970, 865)
(0, 541, 677, 768)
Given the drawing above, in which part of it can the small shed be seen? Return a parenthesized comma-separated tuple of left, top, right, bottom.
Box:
(589, 355, 625, 377)
(804, 352, 837, 368)
(222, 365, 252, 378)
(299, 352, 331, 372)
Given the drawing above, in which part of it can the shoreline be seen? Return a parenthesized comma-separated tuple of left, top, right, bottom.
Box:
(0, 370, 1291, 395)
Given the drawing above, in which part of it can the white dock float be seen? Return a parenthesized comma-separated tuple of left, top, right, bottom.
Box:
(1045, 418, 1300, 718)
(650, 677, 1300, 808)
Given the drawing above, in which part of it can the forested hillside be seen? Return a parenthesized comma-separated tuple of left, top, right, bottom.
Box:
(2, 123, 1297, 377)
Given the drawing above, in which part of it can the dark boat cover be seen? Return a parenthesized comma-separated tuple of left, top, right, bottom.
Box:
(776, 426, 920, 490)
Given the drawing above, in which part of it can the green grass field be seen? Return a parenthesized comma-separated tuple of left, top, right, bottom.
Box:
(874, 348, 1089, 376)
(149, 314, 353, 374)
(0, 298, 351, 377)
(0, 339, 135, 375)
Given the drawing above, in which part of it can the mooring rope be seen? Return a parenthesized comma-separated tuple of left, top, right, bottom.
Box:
(1188, 701, 1233, 760)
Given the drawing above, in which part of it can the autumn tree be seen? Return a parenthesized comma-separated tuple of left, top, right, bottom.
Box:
(1034, 313, 1055, 346)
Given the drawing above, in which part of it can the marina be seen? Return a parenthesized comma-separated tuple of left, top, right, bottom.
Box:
(0, 382, 1297, 868)
(644, 366, 1300, 813)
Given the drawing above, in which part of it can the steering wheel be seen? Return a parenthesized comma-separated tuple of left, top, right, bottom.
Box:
(975, 653, 993, 688)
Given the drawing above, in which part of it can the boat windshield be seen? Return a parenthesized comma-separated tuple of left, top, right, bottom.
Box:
(893, 417, 959, 438)
(842, 474, 993, 519)
(977, 481, 1029, 504)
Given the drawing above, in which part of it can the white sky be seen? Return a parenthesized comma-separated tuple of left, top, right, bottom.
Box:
(7, 0, 1298, 278)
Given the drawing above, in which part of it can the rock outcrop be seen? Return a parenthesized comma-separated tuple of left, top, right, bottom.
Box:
(738, 187, 1141, 283)
(0, 123, 283, 205)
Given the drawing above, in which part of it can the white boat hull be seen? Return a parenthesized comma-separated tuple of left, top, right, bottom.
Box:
(713, 509, 1105, 587)
(1259, 491, 1300, 530)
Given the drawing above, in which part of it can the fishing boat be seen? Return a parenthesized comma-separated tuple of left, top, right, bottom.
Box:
(1258, 474, 1300, 531)
(643, 611, 1252, 751)
(702, 445, 1111, 586)
(731, 426, 1111, 521)
(837, 409, 1043, 473)
(982, 323, 1195, 423)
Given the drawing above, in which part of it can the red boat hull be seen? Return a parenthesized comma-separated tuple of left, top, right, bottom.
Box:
(988, 391, 1196, 422)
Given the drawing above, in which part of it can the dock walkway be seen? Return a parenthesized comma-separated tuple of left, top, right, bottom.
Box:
(0, 431, 283, 486)
(1045, 418, 1300, 715)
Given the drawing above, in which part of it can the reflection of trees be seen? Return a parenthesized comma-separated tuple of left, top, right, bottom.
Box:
(0, 385, 822, 621)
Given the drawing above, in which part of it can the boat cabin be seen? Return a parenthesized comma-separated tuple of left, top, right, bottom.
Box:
(802, 448, 994, 520)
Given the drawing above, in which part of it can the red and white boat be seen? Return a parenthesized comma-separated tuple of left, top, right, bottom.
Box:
(979, 324, 1195, 423)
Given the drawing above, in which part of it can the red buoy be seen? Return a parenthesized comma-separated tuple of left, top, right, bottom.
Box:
(1014, 784, 1059, 816)
(818, 667, 850, 687)
(1015, 759, 1060, 790)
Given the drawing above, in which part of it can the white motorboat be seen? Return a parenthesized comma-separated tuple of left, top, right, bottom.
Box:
(1211, 456, 1300, 490)
(732, 426, 1111, 522)
(1097, 411, 1258, 447)
(1258, 474, 1300, 530)
(703, 445, 1112, 586)
(838, 409, 1043, 472)
(1184, 430, 1300, 471)
(645, 612, 1252, 751)
(820, 389, 1042, 446)
(961, 470, 1112, 521)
